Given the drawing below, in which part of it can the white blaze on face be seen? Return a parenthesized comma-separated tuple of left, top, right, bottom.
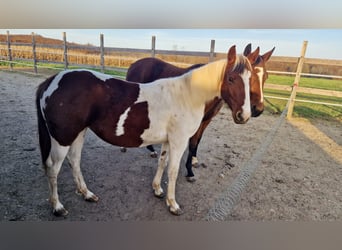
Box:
(256, 66, 264, 103)
(116, 107, 131, 136)
(240, 69, 252, 121)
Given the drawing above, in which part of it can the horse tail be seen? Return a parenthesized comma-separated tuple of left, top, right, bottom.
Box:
(35, 74, 56, 168)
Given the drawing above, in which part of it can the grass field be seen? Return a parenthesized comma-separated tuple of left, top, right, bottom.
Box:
(268, 75, 342, 91)
(263, 75, 342, 120)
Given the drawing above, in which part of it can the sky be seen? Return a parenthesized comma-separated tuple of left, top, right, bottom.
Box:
(2, 29, 341, 60)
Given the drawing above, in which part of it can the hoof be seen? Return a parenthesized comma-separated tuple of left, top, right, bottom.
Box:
(120, 147, 127, 153)
(186, 176, 196, 183)
(153, 191, 165, 199)
(53, 207, 68, 217)
(85, 194, 99, 202)
(169, 207, 184, 216)
(192, 162, 200, 168)
(150, 152, 158, 158)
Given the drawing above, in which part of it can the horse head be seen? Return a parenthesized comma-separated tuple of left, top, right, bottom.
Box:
(220, 45, 255, 124)
(244, 43, 275, 117)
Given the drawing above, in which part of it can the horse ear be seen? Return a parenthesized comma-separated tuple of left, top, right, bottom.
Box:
(262, 47, 275, 62)
(227, 45, 236, 66)
(243, 43, 252, 56)
(247, 46, 260, 65)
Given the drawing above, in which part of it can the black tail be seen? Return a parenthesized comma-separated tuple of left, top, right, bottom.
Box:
(35, 74, 56, 167)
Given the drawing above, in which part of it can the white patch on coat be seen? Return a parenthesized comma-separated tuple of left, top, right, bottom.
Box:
(116, 107, 131, 136)
(191, 156, 199, 166)
(40, 70, 114, 120)
(88, 70, 114, 81)
(256, 67, 264, 102)
(240, 69, 252, 120)
(40, 71, 67, 114)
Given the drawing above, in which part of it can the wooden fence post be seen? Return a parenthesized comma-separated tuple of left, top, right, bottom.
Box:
(151, 36, 156, 57)
(100, 34, 105, 73)
(32, 32, 37, 74)
(286, 40, 308, 119)
(63, 32, 68, 70)
(209, 39, 215, 62)
(6, 31, 13, 70)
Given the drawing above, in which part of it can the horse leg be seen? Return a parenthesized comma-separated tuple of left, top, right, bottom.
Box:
(66, 129, 99, 203)
(185, 100, 223, 181)
(146, 145, 158, 158)
(45, 138, 70, 216)
(166, 139, 188, 215)
(152, 143, 169, 198)
(184, 119, 211, 182)
(185, 149, 195, 182)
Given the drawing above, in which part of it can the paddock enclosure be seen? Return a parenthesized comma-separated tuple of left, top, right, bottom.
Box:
(0, 71, 341, 221)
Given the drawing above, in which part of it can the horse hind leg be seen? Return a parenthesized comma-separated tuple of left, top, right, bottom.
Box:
(147, 145, 158, 158)
(66, 129, 99, 203)
(45, 137, 70, 216)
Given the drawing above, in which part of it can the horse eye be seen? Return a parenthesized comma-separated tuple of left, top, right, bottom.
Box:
(228, 76, 234, 83)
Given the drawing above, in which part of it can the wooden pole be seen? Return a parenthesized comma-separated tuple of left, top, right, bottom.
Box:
(32, 32, 37, 74)
(286, 40, 308, 119)
(151, 36, 156, 57)
(63, 32, 68, 70)
(6, 31, 13, 70)
(209, 39, 215, 62)
(100, 34, 105, 73)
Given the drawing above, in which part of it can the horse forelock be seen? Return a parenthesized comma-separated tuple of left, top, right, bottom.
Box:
(253, 55, 263, 67)
(231, 54, 253, 74)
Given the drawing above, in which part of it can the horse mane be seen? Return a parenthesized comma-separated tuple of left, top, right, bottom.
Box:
(188, 63, 205, 70)
(252, 55, 262, 66)
(232, 54, 252, 74)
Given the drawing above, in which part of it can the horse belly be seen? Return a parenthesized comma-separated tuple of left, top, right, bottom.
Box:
(140, 128, 168, 146)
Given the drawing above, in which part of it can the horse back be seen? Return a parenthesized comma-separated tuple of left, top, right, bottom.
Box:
(126, 57, 204, 83)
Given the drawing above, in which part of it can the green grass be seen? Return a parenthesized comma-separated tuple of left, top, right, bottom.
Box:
(267, 74, 342, 91)
(264, 74, 342, 121)
(264, 88, 342, 120)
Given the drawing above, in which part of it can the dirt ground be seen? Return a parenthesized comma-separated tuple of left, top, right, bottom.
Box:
(0, 70, 341, 221)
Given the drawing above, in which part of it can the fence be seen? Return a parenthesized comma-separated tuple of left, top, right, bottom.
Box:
(0, 31, 218, 74)
(1, 31, 342, 116)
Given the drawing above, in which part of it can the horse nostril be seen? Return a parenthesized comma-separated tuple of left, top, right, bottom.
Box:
(236, 111, 243, 122)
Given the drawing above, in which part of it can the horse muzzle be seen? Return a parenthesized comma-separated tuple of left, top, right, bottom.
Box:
(234, 110, 250, 124)
(251, 105, 264, 117)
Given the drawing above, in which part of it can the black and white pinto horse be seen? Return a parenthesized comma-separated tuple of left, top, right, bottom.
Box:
(36, 45, 255, 216)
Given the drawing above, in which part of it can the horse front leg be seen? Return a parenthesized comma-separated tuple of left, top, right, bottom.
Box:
(185, 119, 211, 182)
(166, 139, 188, 215)
(152, 143, 169, 198)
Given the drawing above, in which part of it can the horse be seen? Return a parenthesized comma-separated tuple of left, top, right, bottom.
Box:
(36, 45, 255, 216)
(125, 44, 275, 182)
(121, 59, 205, 157)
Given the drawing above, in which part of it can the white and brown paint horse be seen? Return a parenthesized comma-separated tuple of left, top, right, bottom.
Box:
(125, 44, 275, 182)
(36, 45, 255, 216)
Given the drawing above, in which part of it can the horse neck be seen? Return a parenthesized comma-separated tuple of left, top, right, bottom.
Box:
(187, 59, 226, 105)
